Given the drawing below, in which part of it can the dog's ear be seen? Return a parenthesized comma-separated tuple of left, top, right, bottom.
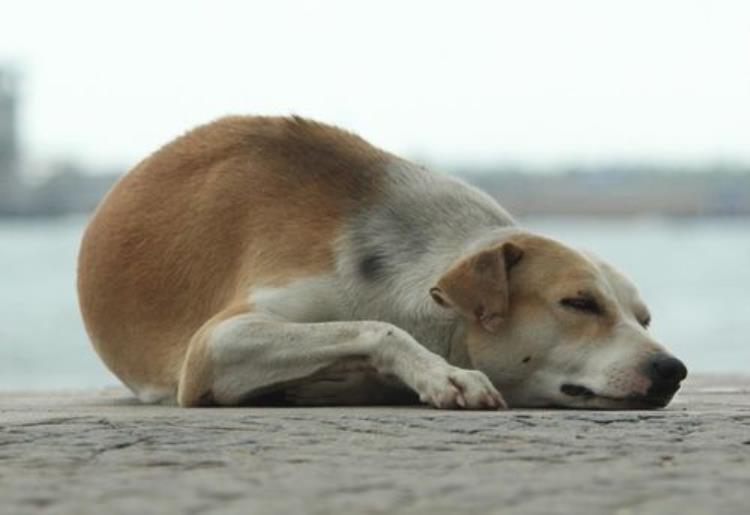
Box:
(430, 242, 524, 333)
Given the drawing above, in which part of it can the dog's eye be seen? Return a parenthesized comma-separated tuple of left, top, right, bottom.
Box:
(640, 316, 651, 329)
(560, 297, 602, 315)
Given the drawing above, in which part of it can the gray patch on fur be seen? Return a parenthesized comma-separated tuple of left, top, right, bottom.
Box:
(358, 253, 388, 281)
(351, 202, 431, 283)
(349, 159, 514, 285)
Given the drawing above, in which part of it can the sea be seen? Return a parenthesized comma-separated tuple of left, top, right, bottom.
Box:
(0, 216, 748, 390)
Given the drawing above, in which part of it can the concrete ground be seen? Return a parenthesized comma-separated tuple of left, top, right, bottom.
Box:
(1, 374, 748, 515)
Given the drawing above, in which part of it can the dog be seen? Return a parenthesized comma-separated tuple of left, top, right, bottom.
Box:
(77, 116, 687, 409)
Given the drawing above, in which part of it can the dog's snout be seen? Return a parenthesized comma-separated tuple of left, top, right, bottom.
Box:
(648, 354, 688, 383)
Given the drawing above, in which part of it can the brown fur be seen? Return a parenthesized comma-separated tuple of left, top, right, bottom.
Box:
(77, 116, 390, 393)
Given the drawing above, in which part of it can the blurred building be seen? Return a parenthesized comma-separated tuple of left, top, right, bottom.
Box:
(0, 66, 118, 216)
(0, 68, 20, 209)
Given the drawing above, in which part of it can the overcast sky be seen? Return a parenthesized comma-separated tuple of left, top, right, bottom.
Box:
(2, 0, 749, 172)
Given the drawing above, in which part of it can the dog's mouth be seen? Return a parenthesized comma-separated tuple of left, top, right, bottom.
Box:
(559, 383, 677, 409)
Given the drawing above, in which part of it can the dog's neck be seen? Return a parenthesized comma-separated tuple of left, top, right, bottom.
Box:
(445, 320, 473, 368)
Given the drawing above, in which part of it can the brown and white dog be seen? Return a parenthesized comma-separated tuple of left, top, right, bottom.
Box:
(78, 116, 687, 409)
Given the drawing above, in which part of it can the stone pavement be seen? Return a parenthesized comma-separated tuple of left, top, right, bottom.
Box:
(1, 374, 748, 515)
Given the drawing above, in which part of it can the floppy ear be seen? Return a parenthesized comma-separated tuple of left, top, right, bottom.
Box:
(430, 242, 523, 333)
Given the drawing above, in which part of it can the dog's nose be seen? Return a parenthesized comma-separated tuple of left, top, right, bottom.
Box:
(648, 354, 688, 383)
(643, 354, 687, 407)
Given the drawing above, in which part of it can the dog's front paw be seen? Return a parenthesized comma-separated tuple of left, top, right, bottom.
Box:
(416, 366, 506, 410)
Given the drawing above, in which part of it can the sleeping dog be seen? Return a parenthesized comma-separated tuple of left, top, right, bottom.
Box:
(78, 116, 687, 409)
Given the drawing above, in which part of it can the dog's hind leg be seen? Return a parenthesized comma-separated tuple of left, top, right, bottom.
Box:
(177, 308, 505, 409)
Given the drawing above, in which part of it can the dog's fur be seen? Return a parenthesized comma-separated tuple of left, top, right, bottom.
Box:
(78, 116, 686, 409)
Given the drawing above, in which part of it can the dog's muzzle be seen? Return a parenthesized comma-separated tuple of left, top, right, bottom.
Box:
(559, 354, 688, 408)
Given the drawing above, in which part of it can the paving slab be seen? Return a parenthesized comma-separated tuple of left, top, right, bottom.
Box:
(1, 374, 749, 515)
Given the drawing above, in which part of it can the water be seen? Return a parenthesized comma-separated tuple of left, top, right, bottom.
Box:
(0, 216, 748, 390)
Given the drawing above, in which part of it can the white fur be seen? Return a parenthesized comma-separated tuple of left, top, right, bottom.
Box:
(248, 276, 343, 323)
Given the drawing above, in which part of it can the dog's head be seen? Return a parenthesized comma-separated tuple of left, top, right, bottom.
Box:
(430, 231, 687, 409)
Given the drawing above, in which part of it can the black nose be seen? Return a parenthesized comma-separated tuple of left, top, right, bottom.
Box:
(644, 355, 687, 406)
(648, 355, 688, 384)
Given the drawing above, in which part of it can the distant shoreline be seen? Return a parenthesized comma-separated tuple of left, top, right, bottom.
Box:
(2, 167, 750, 218)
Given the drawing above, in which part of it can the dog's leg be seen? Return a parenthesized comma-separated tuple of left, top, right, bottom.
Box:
(177, 310, 505, 409)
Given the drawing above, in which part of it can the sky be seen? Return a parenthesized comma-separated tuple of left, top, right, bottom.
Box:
(2, 0, 749, 173)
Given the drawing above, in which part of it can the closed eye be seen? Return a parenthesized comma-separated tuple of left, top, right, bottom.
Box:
(560, 297, 602, 315)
